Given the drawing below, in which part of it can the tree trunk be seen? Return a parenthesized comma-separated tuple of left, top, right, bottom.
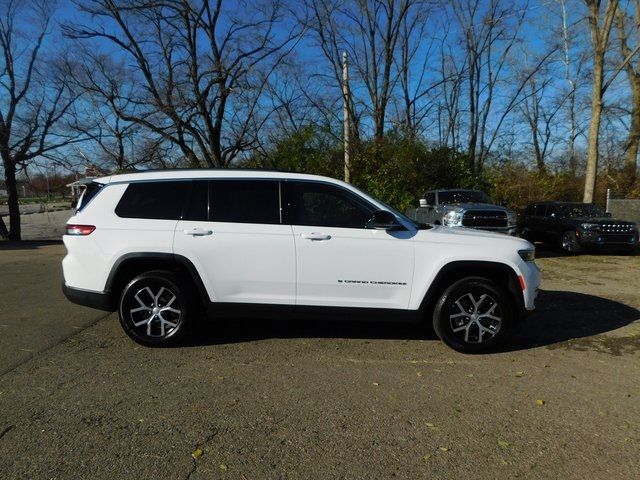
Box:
(532, 125, 546, 174)
(624, 80, 640, 188)
(583, 52, 604, 203)
(583, 0, 618, 203)
(4, 161, 21, 241)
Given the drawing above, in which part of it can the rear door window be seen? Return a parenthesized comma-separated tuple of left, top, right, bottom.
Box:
(183, 180, 209, 221)
(115, 181, 191, 220)
(209, 180, 280, 224)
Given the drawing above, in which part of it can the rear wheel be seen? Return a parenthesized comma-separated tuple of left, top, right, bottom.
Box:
(433, 277, 514, 353)
(118, 270, 190, 346)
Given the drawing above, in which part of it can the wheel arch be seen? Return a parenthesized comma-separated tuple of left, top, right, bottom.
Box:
(418, 261, 525, 320)
(105, 253, 210, 309)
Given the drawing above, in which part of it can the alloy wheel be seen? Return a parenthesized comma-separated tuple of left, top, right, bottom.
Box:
(448, 292, 502, 344)
(125, 285, 182, 338)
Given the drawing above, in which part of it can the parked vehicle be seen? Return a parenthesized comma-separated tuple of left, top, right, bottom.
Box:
(62, 170, 540, 353)
(405, 189, 517, 235)
(518, 201, 639, 254)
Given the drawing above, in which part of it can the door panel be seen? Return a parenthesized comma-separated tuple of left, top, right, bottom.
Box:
(173, 179, 295, 305)
(174, 220, 295, 304)
(284, 180, 414, 309)
(292, 226, 414, 308)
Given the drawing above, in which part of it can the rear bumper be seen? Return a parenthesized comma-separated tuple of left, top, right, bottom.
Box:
(62, 283, 115, 311)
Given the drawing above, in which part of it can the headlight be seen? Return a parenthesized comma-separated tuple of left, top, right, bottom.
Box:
(518, 249, 535, 261)
(443, 211, 463, 226)
(580, 223, 600, 231)
(507, 211, 517, 226)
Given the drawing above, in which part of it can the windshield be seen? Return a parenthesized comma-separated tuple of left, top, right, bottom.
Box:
(560, 204, 607, 218)
(438, 190, 490, 204)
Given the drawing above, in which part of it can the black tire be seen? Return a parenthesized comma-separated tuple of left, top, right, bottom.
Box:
(118, 270, 190, 347)
(432, 277, 514, 353)
(561, 230, 581, 254)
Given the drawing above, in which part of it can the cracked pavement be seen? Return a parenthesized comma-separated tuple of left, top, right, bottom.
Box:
(0, 243, 639, 479)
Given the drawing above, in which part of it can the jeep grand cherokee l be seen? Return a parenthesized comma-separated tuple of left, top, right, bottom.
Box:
(62, 170, 540, 353)
(519, 201, 638, 254)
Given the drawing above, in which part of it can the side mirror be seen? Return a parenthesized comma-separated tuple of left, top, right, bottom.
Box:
(606, 212, 612, 217)
(370, 210, 403, 230)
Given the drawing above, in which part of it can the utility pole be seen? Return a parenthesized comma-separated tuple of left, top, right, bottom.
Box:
(342, 51, 351, 184)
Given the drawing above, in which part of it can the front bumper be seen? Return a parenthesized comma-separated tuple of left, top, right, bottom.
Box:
(62, 283, 115, 311)
(576, 230, 638, 250)
(518, 260, 540, 311)
(450, 225, 517, 235)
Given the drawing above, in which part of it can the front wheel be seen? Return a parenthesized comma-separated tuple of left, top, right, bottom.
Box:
(561, 230, 581, 254)
(118, 270, 190, 347)
(433, 277, 514, 353)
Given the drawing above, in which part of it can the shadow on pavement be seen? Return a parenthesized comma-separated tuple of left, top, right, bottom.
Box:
(181, 290, 639, 353)
(0, 240, 63, 250)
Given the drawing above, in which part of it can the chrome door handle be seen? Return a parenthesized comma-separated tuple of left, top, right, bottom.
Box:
(301, 233, 331, 241)
(183, 228, 213, 236)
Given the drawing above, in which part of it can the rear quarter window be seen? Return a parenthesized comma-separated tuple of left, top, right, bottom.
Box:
(76, 182, 104, 212)
(115, 181, 191, 220)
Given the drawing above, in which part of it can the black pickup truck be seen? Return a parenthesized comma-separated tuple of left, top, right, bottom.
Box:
(518, 201, 638, 254)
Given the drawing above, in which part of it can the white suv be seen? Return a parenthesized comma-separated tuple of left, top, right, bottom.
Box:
(62, 170, 540, 353)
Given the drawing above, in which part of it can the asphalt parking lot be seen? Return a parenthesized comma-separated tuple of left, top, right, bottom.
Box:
(0, 243, 639, 479)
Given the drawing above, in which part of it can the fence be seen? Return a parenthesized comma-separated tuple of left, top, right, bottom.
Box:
(606, 189, 640, 223)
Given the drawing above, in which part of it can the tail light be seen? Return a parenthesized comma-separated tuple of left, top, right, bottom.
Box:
(66, 224, 96, 236)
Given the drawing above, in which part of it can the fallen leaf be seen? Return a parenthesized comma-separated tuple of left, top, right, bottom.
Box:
(426, 422, 439, 431)
(416, 372, 423, 377)
(422, 454, 432, 462)
(373, 382, 380, 386)
(439, 447, 449, 452)
(497, 439, 510, 449)
(191, 448, 203, 460)
(535, 399, 545, 406)
(219, 463, 228, 471)
(514, 371, 525, 377)
(466, 374, 474, 378)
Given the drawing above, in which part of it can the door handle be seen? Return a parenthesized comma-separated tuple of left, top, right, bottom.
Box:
(301, 232, 331, 241)
(183, 228, 213, 236)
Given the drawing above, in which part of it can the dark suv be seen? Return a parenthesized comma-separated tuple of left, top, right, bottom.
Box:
(518, 201, 638, 254)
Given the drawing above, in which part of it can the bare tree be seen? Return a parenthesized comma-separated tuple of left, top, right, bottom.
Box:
(450, 0, 554, 173)
(0, 1, 83, 240)
(65, 0, 304, 168)
(306, 0, 424, 147)
(557, 0, 590, 176)
(583, 0, 618, 203)
(615, 0, 640, 189)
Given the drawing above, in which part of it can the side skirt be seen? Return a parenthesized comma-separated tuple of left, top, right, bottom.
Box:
(206, 303, 423, 324)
